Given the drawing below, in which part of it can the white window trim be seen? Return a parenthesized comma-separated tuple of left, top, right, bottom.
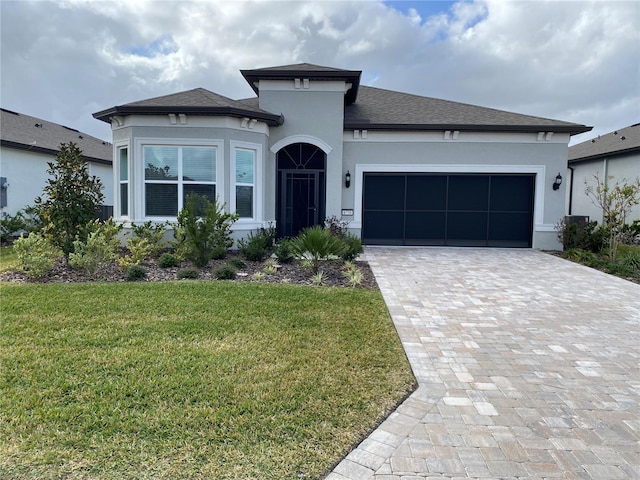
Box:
(134, 137, 224, 222)
(351, 163, 547, 231)
(114, 140, 130, 220)
(230, 141, 263, 228)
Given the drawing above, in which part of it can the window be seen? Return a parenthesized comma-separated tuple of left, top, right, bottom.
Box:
(118, 146, 129, 217)
(235, 148, 255, 218)
(144, 145, 216, 217)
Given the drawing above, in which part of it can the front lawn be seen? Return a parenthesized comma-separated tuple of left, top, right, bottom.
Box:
(0, 245, 18, 273)
(0, 281, 415, 479)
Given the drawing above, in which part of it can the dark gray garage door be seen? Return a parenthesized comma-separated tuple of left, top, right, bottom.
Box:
(362, 173, 535, 247)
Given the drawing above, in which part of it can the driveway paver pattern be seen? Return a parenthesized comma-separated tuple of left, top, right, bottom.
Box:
(327, 247, 640, 480)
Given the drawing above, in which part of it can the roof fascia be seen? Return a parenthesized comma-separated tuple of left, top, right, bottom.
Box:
(344, 122, 593, 135)
(1, 140, 112, 165)
(93, 106, 284, 126)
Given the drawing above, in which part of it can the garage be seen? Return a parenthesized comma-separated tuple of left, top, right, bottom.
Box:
(362, 173, 535, 247)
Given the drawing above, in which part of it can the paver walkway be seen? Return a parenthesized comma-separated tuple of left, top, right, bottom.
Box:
(327, 247, 640, 480)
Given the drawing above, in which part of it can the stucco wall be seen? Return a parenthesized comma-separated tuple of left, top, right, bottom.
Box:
(257, 80, 346, 218)
(568, 152, 640, 224)
(0, 146, 113, 218)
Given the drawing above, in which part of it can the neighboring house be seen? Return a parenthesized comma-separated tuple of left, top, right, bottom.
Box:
(0, 108, 113, 218)
(567, 123, 640, 225)
(93, 63, 591, 250)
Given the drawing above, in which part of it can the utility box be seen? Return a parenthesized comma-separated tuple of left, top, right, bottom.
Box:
(0, 177, 7, 208)
(565, 215, 589, 226)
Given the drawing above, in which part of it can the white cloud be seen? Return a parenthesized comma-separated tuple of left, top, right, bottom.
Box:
(1, 0, 637, 145)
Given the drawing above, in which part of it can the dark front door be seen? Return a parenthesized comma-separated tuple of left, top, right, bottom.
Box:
(276, 143, 326, 237)
(279, 170, 321, 237)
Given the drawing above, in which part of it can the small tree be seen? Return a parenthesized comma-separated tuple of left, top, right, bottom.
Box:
(584, 174, 640, 261)
(34, 142, 104, 258)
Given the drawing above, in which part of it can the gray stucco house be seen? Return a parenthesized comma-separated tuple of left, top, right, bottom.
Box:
(94, 63, 591, 250)
(567, 123, 640, 224)
(0, 108, 113, 219)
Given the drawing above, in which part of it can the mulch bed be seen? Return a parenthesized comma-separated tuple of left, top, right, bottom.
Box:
(0, 253, 379, 290)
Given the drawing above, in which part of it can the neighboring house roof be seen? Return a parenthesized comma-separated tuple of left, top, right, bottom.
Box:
(93, 88, 284, 126)
(568, 123, 640, 164)
(241, 63, 362, 103)
(94, 63, 591, 136)
(1, 108, 112, 164)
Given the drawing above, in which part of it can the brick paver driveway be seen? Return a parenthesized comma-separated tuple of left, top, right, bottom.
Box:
(328, 248, 640, 480)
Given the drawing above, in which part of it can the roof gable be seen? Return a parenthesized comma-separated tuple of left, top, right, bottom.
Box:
(1, 108, 112, 164)
(569, 123, 640, 163)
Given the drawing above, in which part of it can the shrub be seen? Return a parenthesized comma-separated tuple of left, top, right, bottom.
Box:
(214, 264, 237, 280)
(172, 193, 238, 267)
(228, 257, 247, 269)
(210, 245, 228, 260)
(126, 265, 147, 281)
(340, 233, 363, 261)
(291, 225, 347, 274)
(619, 250, 640, 270)
(177, 267, 199, 280)
(238, 228, 276, 261)
(273, 238, 295, 263)
(324, 215, 350, 237)
(565, 248, 600, 266)
(0, 210, 33, 244)
(34, 142, 104, 257)
(557, 219, 609, 253)
(13, 232, 60, 279)
(69, 230, 117, 276)
(158, 252, 179, 268)
(238, 241, 267, 261)
(118, 237, 153, 269)
(131, 221, 167, 257)
(252, 271, 265, 281)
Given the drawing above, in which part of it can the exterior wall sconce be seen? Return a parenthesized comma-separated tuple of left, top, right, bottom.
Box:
(345, 170, 351, 188)
(553, 173, 563, 190)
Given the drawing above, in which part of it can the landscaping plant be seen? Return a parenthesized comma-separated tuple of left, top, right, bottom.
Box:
(584, 174, 640, 260)
(130, 220, 168, 257)
(291, 225, 347, 274)
(172, 193, 238, 267)
(34, 142, 104, 258)
(12, 232, 59, 279)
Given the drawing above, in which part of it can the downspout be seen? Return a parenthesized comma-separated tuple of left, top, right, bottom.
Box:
(568, 165, 574, 215)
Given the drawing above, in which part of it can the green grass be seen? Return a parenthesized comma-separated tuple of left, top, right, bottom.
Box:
(0, 245, 18, 272)
(0, 281, 415, 479)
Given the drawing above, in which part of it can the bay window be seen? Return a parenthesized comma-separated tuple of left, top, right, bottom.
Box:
(144, 145, 216, 217)
(118, 146, 129, 217)
(235, 148, 255, 218)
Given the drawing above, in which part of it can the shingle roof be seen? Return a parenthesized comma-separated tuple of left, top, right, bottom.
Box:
(568, 123, 640, 163)
(1, 108, 112, 164)
(93, 88, 283, 126)
(241, 63, 361, 103)
(345, 86, 590, 134)
(94, 64, 591, 135)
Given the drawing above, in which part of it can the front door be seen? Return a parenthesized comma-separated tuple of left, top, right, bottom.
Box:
(279, 170, 322, 237)
(276, 143, 326, 237)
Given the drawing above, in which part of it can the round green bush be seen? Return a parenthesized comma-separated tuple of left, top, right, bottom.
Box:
(177, 267, 199, 279)
(214, 264, 237, 280)
(126, 265, 147, 281)
(158, 252, 179, 268)
(228, 257, 247, 269)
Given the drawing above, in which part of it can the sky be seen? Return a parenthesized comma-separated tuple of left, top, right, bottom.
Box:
(1, 0, 638, 147)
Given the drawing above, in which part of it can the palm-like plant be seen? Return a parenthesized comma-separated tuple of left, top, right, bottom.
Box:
(291, 225, 347, 274)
